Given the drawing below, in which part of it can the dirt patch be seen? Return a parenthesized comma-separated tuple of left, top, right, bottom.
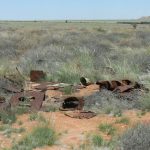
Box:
(1, 111, 150, 150)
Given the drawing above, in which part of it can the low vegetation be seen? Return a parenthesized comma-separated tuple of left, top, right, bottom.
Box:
(12, 126, 56, 150)
(115, 117, 130, 125)
(99, 123, 116, 136)
(118, 123, 150, 150)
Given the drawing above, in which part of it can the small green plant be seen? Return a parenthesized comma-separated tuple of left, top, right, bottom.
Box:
(139, 94, 150, 111)
(29, 113, 38, 121)
(12, 126, 56, 150)
(99, 123, 116, 136)
(14, 106, 29, 115)
(63, 86, 73, 95)
(0, 111, 16, 124)
(92, 135, 104, 147)
(0, 124, 25, 138)
(115, 117, 130, 125)
(29, 113, 47, 123)
(113, 109, 122, 117)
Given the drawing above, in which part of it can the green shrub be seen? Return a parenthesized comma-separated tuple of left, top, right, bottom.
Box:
(115, 117, 130, 125)
(99, 123, 116, 136)
(0, 124, 25, 138)
(63, 85, 73, 95)
(119, 123, 150, 150)
(12, 126, 56, 150)
(29, 113, 46, 123)
(92, 135, 104, 147)
(139, 94, 150, 111)
(0, 111, 16, 124)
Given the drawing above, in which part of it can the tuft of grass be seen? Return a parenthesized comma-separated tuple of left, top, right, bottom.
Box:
(0, 124, 25, 138)
(12, 126, 56, 150)
(115, 117, 130, 125)
(99, 123, 116, 136)
(139, 94, 150, 111)
(0, 111, 16, 124)
(62, 85, 73, 95)
(113, 109, 122, 117)
(92, 135, 104, 147)
(29, 113, 47, 123)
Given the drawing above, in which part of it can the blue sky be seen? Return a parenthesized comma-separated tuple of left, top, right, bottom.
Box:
(0, 0, 150, 20)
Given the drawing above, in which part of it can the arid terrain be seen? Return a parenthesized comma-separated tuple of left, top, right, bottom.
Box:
(0, 20, 150, 150)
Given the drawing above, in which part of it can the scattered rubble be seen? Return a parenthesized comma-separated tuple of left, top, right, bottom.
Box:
(10, 91, 45, 111)
(30, 70, 46, 82)
(60, 96, 84, 111)
(65, 111, 96, 119)
(80, 77, 92, 86)
(0, 72, 149, 119)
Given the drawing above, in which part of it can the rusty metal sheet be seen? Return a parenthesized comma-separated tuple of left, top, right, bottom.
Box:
(30, 70, 46, 82)
(34, 83, 59, 91)
(96, 79, 143, 93)
(59, 96, 84, 111)
(10, 91, 45, 111)
(121, 79, 132, 85)
(96, 80, 111, 90)
(114, 85, 134, 93)
(65, 111, 96, 119)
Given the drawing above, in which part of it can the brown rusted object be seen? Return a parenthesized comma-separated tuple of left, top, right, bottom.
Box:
(110, 80, 123, 90)
(80, 77, 92, 86)
(60, 96, 84, 111)
(96, 79, 144, 93)
(114, 85, 134, 93)
(121, 79, 132, 85)
(30, 70, 46, 82)
(96, 80, 111, 90)
(34, 83, 59, 91)
(96, 80, 123, 91)
(10, 91, 45, 111)
(65, 111, 96, 119)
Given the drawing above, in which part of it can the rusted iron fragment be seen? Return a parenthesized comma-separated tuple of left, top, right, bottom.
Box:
(96, 80, 122, 91)
(65, 111, 96, 119)
(114, 85, 134, 93)
(34, 83, 59, 91)
(10, 91, 45, 111)
(96, 79, 145, 93)
(96, 80, 111, 90)
(30, 70, 46, 82)
(80, 77, 92, 86)
(60, 96, 84, 111)
(121, 79, 132, 85)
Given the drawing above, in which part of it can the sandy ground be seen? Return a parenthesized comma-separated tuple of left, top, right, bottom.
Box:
(0, 84, 150, 150)
(1, 110, 150, 150)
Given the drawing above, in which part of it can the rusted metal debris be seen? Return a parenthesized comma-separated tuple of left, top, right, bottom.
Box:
(60, 96, 84, 111)
(96, 79, 145, 93)
(80, 77, 92, 86)
(65, 111, 96, 119)
(30, 70, 46, 82)
(10, 91, 45, 111)
(33, 83, 59, 91)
